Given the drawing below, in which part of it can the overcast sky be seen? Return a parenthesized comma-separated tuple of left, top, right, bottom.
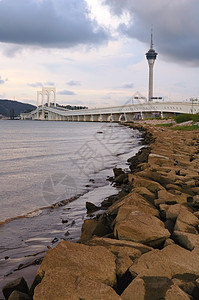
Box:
(0, 0, 198, 107)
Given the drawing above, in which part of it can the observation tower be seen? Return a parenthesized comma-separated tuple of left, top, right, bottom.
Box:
(146, 31, 158, 102)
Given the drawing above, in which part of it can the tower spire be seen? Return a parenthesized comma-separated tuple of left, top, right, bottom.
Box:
(150, 25, 153, 49)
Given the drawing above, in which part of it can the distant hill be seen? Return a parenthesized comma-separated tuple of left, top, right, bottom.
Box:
(0, 99, 36, 119)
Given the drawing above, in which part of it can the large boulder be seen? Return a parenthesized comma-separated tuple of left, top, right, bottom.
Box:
(114, 210, 170, 247)
(35, 241, 117, 287)
(129, 244, 199, 279)
(34, 268, 121, 300)
(107, 191, 159, 218)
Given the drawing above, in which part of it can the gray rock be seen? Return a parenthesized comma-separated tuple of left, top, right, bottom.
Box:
(86, 201, 99, 213)
(2, 278, 29, 300)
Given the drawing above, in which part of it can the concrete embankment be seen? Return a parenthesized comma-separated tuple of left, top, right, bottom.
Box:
(3, 122, 199, 300)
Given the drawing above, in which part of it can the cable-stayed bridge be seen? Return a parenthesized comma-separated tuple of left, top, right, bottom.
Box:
(25, 100, 199, 122)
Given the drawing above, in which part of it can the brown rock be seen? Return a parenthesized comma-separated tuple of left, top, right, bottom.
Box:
(172, 273, 199, 298)
(165, 284, 191, 300)
(36, 241, 117, 287)
(129, 244, 199, 279)
(121, 277, 145, 300)
(34, 268, 121, 300)
(79, 219, 111, 242)
(148, 153, 172, 166)
(174, 207, 199, 234)
(85, 237, 152, 278)
(130, 187, 155, 204)
(131, 176, 165, 193)
(164, 238, 175, 247)
(121, 276, 173, 300)
(192, 195, 199, 208)
(166, 204, 181, 220)
(114, 210, 170, 247)
(155, 190, 187, 206)
(85, 236, 153, 254)
(173, 231, 199, 250)
(194, 211, 199, 219)
(107, 191, 158, 217)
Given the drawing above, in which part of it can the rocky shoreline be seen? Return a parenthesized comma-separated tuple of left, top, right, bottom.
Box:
(2, 122, 199, 300)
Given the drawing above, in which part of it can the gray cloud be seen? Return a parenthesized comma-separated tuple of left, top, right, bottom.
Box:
(45, 81, 55, 86)
(103, 0, 199, 66)
(0, 76, 8, 84)
(121, 82, 134, 89)
(28, 81, 55, 87)
(28, 82, 43, 87)
(58, 90, 76, 95)
(67, 80, 81, 86)
(0, 0, 109, 50)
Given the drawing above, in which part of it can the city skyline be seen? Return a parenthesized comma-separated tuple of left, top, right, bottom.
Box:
(0, 0, 198, 108)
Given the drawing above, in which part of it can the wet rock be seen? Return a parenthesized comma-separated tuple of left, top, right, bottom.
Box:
(113, 168, 125, 178)
(51, 237, 59, 244)
(101, 194, 118, 208)
(80, 219, 111, 242)
(86, 201, 99, 213)
(127, 147, 150, 172)
(114, 173, 128, 185)
(61, 219, 68, 224)
(2, 277, 29, 300)
(8, 291, 31, 300)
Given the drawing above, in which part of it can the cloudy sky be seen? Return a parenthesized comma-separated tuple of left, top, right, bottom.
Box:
(0, 0, 198, 107)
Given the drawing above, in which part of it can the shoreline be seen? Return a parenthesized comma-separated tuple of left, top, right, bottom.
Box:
(2, 122, 199, 299)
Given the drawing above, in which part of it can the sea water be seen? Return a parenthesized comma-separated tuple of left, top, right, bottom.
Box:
(0, 120, 142, 293)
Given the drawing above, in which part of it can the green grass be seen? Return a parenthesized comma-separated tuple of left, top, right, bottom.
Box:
(174, 113, 199, 124)
(155, 123, 173, 127)
(171, 125, 199, 131)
